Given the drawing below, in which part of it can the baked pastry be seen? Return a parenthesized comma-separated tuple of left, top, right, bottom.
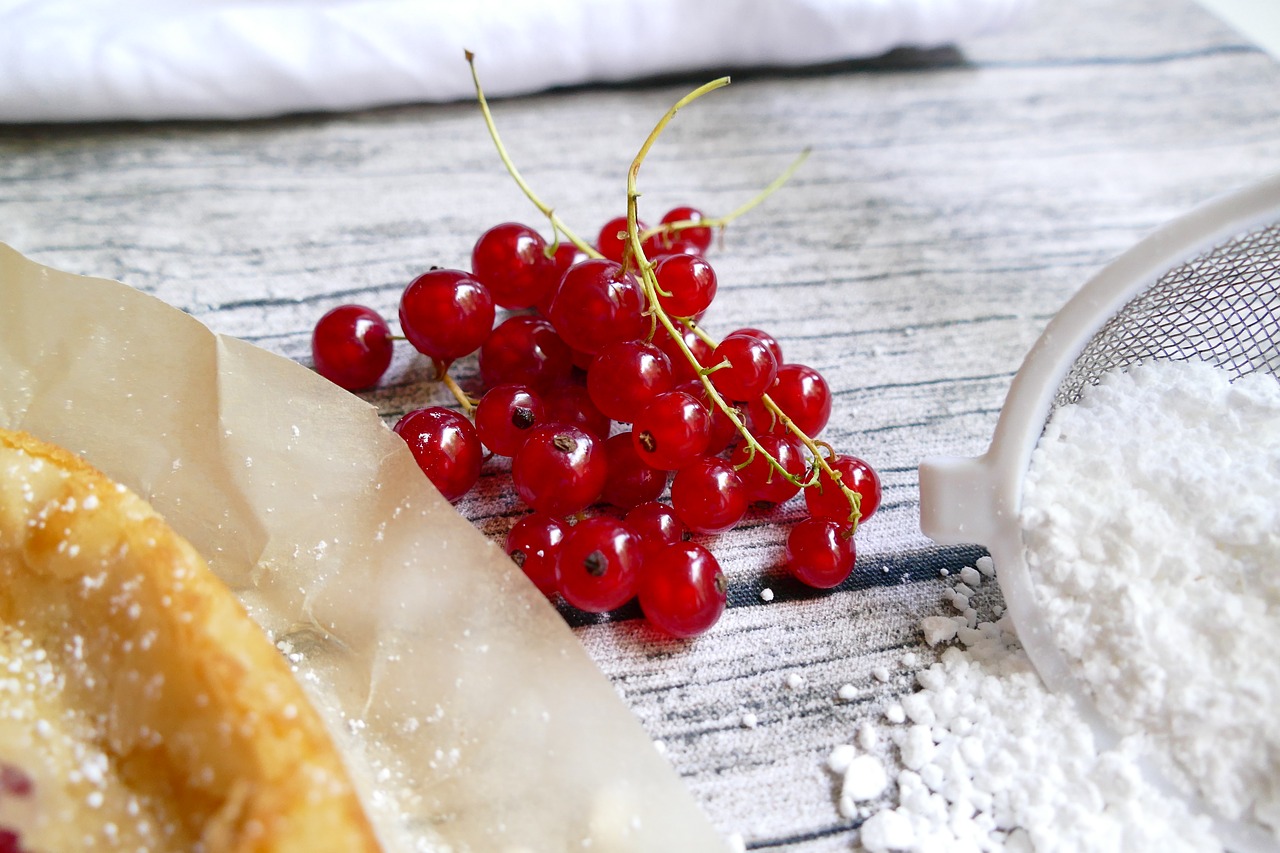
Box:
(0, 429, 380, 852)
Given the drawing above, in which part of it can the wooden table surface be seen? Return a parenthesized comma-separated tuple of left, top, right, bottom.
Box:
(2, 0, 1278, 848)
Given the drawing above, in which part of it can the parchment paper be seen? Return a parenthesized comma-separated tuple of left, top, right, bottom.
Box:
(0, 244, 727, 852)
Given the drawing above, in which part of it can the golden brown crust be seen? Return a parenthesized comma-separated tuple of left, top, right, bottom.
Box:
(0, 428, 380, 852)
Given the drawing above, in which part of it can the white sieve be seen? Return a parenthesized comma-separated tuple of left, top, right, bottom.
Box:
(918, 173, 1280, 852)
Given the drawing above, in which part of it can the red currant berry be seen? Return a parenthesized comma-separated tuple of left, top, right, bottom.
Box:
(660, 206, 713, 253)
(311, 304, 393, 391)
(805, 455, 882, 526)
(393, 407, 483, 502)
(596, 215, 644, 264)
(653, 253, 717, 318)
(506, 513, 565, 596)
(534, 242, 589, 315)
(653, 324, 713, 383)
(728, 327, 783, 366)
(556, 516, 643, 612)
(471, 222, 553, 309)
(642, 234, 702, 259)
(670, 456, 748, 535)
(474, 384, 545, 457)
(632, 390, 711, 471)
(625, 501, 688, 556)
(638, 542, 727, 638)
(542, 381, 611, 439)
(709, 333, 778, 402)
(548, 259, 647, 355)
(586, 340, 674, 423)
(601, 433, 668, 510)
(478, 315, 574, 391)
(675, 380, 743, 456)
(729, 434, 807, 505)
(0, 763, 32, 798)
(511, 425, 607, 517)
(786, 518, 856, 589)
(748, 363, 832, 437)
(399, 268, 495, 364)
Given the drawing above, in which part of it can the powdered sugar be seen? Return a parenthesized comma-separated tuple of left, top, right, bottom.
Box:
(852, 358, 1280, 851)
(1022, 359, 1280, 834)
(860, 580, 1220, 852)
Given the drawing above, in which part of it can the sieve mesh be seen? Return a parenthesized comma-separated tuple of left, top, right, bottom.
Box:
(1052, 221, 1280, 413)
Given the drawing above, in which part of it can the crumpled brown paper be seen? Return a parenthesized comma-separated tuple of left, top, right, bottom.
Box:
(0, 244, 726, 852)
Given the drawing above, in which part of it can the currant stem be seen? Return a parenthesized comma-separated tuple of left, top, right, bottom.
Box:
(466, 57, 860, 528)
(683, 319, 861, 528)
(622, 78, 841, 515)
(758, 394, 862, 527)
(438, 366, 477, 415)
(466, 51, 600, 259)
(637, 148, 812, 246)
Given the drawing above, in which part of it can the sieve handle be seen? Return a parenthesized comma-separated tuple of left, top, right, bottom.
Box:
(918, 454, 1003, 548)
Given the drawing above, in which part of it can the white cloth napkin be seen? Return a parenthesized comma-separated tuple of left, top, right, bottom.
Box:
(0, 0, 1027, 123)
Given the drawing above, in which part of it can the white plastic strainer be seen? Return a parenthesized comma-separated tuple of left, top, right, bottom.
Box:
(918, 173, 1280, 852)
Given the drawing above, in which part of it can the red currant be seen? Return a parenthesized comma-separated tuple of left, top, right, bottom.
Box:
(748, 363, 832, 437)
(471, 222, 553, 309)
(659, 205, 713, 253)
(596, 215, 644, 264)
(675, 380, 742, 456)
(393, 407, 483, 502)
(556, 516, 643, 612)
(311, 304, 393, 391)
(643, 235, 702, 259)
(506, 513, 565, 596)
(474, 384, 545, 457)
(542, 381, 611, 439)
(653, 253, 717, 318)
(653, 323, 713, 383)
(511, 425, 607, 517)
(638, 542, 727, 638)
(586, 340, 674, 423)
(625, 501, 688, 556)
(632, 390, 711, 471)
(670, 456, 748, 535)
(786, 518, 856, 589)
(399, 268, 495, 364)
(728, 327, 783, 366)
(805, 455, 881, 526)
(709, 333, 778, 402)
(548, 259, 647, 354)
(534, 242, 589, 314)
(0, 763, 32, 798)
(601, 433, 668, 510)
(478, 315, 574, 391)
(729, 434, 807, 505)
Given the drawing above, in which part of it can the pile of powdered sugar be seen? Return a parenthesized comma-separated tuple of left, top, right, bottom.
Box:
(849, 358, 1280, 851)
(851, 555, 1220, 852)
(1022, 359, 1280, 835)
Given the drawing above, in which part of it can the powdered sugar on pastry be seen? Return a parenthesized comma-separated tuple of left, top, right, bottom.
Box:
(0, 429, 379, 851)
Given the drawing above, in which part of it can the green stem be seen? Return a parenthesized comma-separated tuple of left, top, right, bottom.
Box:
(438, 365, 477, 416)
(683, 321, 860, 528)
(465, 57, 859, 528)
(621, 79, 838, 506)
(637, 148, 812, 247)
(466, 51, 600, 259)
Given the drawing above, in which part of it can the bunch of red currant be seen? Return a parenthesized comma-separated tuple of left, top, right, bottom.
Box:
(311, 208, 880, 638)
(309, 63, 879, 639)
